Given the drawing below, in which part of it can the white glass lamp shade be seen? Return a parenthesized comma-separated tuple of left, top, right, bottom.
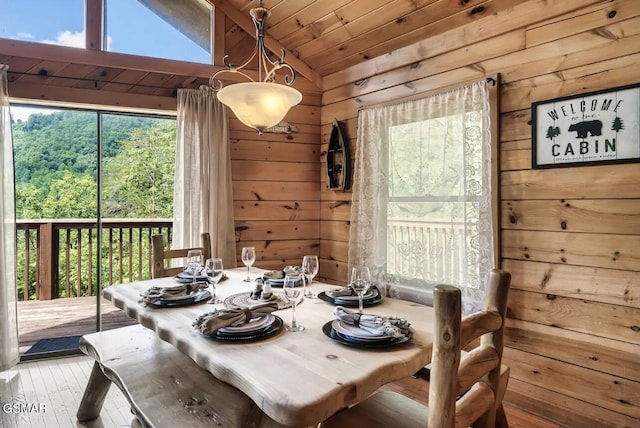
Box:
(217, 82, 302, 132)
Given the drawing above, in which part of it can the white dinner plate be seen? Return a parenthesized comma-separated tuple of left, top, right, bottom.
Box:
(331, 319, 391, 340)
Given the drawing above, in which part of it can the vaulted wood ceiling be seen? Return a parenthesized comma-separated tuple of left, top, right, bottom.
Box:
(0, 0, 529, 105)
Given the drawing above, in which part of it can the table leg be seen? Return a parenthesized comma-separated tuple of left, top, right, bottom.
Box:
(76, 361, 112, 422)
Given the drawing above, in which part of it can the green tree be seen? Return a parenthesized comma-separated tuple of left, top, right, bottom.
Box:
(41, 171, 97, 218)
(611, 117, 624, 132)
(102, 122, 176, 218)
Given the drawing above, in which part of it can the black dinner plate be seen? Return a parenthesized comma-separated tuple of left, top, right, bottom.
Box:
(211, 316, 284, 342)
(317, 290, 383, 307)
(322, 321, 411, 348)
(149, 289, 212, 307)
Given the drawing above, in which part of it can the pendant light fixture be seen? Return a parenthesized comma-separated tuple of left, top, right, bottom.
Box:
(209, 0, 302, 135)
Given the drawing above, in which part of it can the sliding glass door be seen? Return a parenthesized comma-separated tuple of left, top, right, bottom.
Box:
(11, 104, 175, 357)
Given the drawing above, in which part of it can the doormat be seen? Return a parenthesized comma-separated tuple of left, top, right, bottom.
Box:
(24, 335, 82, 355)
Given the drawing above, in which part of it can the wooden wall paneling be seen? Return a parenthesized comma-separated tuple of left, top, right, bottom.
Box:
(507, 288, 640, 344)
(500, 145, 530, 171)
(503, 259, 638, 308)
(504, 347, 640, 418)
(234, 200, 320, 221)
(322, 30, 524, 106)
(505, 377, 640, 428)
(318, 259, 348, 285)
(231, 160, 319, 182)
(500, 109, 530, 142)
(525, 0, 640, 48)
(502, 164, 640, 200)
(501, 199, 640, 234)
(234, 220, 319, 242)
(318, 239, 349, 265)
(235, 239, 319, 263)
(319, 200, 351, 221)
(14, 60, 73, 86)
(231, 139, 319, 163)
(319, 220, 349, 242)
(505, 318, 640, 382)
(233, 181, 319, 201)
(502, 229, 640, 271)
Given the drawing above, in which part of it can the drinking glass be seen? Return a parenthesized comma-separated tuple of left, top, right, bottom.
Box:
(241, 247, 256, 282)
(350, 266, 371, 313)
(302, 255, 319, 298)
(205, 258, 224, 303)
(186, 249, 203, 290)
(283, 273, 305, 332)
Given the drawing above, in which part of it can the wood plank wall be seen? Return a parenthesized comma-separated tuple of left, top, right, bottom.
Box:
(230, 90, 323, 271)
(318, 0, 640, 426)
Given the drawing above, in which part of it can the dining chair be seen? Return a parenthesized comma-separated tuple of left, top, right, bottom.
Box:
(151, 232, 212, 279)
(321, 269, 511, 428)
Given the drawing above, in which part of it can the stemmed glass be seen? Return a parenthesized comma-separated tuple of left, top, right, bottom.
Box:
(186, 249, 203, 291)
(241, 247, 255, 282)
(302, 255, 319, 298)
(283, 273, 305, 332)
(350, 266, 371, 313)
(205, 257, 224, 303)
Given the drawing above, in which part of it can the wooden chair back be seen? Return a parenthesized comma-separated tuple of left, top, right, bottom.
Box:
(429, 269, 511, 428)
(151, 233, 212, 279)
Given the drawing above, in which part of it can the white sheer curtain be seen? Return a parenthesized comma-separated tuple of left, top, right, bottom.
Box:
(348, 79, 494, 313)
(174, 87, 237, 267)
(0, 65, 19, 371)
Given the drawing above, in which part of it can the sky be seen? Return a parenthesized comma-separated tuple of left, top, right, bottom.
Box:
(0, 0, 211, 121)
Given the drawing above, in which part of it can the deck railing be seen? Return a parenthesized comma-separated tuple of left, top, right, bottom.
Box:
(387, 219, 466, 285)
(16, 219, 173, 300)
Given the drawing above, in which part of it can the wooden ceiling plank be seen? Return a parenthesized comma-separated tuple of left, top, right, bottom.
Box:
(72, 67, 126, 90)
(268, 0, 351, 41)
(322, 0, 606, 88)
(208, 0, 322, 89)
(302, 0, 492, 71)
(264, 0, 315, 28)
(279, 13, 343, 51)
(15, 60, 73, 85)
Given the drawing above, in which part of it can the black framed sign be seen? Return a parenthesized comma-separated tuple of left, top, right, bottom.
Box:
(531, 83, 640, 169)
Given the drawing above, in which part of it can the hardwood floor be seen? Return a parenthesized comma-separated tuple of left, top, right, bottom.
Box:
(1, 355, 559, 428)
(1, 355, 132, 428)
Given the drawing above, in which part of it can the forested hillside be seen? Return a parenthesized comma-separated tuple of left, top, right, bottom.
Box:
(12, 110, 176, 219)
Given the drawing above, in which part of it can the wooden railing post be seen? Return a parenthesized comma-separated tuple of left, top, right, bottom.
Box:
(38, 222, 59, 300)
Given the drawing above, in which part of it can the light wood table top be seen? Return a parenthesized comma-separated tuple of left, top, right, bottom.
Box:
(103, 268, 435, 427)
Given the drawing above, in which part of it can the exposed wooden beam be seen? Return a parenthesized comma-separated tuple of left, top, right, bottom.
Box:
(207, 0, 323, 90)
(85, 0, 103, 51)
(0, 38, 321, 92)
(8, 81, 177, 112)
(213, 6, 226, 66)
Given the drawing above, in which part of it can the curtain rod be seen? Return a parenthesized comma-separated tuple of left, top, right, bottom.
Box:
(7, 70, 186, 91)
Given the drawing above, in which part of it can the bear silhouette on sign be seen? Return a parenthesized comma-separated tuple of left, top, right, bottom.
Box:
(568, 120, 603, 139)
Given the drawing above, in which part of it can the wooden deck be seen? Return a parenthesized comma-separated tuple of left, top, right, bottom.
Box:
(17, 296, 137, 354)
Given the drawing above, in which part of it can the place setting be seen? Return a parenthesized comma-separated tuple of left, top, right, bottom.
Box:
(140, 251, 227, 308)
(193, 301, 284, 342)
(322, 305, 414, 348)
(318, 266, 384, 310)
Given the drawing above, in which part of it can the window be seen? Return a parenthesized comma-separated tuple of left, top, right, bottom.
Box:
(0, 0, 85, 47)
(349, 79, 497, 313)
(104, 0, 212, 63)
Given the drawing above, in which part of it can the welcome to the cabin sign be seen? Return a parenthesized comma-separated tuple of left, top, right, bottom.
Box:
(531, 83, 640, 169)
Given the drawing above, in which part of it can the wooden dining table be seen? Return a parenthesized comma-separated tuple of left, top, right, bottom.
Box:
(103, 267, 436, 427)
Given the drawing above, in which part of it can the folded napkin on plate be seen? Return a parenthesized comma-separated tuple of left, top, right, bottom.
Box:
(326, 284, 383, 298)
(334, 306, 413, 338)
(193, 302, 279, 335)
(181, 264, 207, 277)
(141, 282, 208, 305)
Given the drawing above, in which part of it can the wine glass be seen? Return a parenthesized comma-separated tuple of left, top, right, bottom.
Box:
(302, 255, 319, 298)
(350, 266, 371, 313)
(283, 273, 305, 332)
(186, 249, 203, 291)
(205, 258, 224, 303)
(241, 247, 256, 282)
